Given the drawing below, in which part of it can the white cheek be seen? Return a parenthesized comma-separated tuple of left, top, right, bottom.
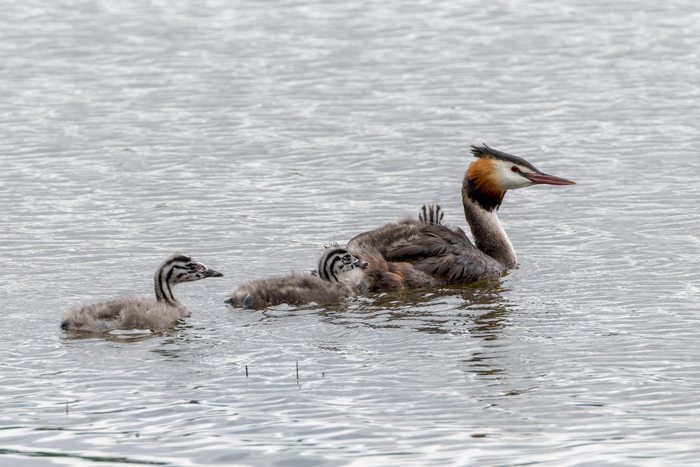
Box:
(340, 268, 365, 287)
(497, 164, 534, 190)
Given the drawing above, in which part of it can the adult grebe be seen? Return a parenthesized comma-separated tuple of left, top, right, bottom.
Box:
(346, 145, 576, 290)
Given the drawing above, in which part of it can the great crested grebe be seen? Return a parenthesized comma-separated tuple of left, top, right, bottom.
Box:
(60, 253, 223, 332)
(225, 246, 369, 309)
(346, 145, 576, 290)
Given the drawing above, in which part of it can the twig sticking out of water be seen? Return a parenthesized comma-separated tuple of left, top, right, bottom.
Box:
(296, 361, 299, 380)
(66, 401, 69, 415)
(246, 365, 248, 377)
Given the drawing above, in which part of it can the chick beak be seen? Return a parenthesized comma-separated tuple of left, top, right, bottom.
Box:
(351, 257, 369, 269)
(196, 263, 224, 278)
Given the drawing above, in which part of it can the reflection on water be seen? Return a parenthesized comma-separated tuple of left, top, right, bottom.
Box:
(2, 0, 700, 465)
(60, 329, 167, 343)
(0, 448, 168, 466)
(466, 353, 506, 377)
(322, 279, 513, 336)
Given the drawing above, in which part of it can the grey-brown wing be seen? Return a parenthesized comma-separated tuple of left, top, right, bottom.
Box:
(385, 225, 506, 284)
(61, 299, 132, 331)
(226, 273, 351, 309)
(346, 219, 424, 257)
(61, 297, 186, 332)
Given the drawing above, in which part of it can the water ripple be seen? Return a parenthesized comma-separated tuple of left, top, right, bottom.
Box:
(2, 0, 700, 465)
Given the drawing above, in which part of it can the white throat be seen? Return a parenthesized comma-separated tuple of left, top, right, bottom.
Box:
(463, 197, 517, 268)
(339, 268, 366, 289)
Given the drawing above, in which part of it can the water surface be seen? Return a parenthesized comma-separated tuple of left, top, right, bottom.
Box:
(2, 0, 700, 465)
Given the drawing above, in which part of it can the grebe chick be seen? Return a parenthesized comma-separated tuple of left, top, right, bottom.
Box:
(418, 203, 467, 236)
(347, 145, 576, 290)
(418, 203, 444, 226)
(60, 253, 223, 332)
(225, 246, 369, 309)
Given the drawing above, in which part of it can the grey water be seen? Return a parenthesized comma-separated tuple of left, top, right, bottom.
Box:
(1, 0, 700, 465)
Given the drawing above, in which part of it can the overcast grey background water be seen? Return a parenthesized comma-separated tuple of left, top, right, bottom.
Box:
(2, 0, 700, 466)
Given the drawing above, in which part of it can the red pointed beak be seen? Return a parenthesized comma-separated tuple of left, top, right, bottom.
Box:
(525, 172, 576, 186)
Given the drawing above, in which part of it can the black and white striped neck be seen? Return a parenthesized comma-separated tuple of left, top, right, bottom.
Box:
(153, 254, 193, 306)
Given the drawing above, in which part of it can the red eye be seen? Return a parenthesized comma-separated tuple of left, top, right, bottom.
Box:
(511, 166, 519, 172)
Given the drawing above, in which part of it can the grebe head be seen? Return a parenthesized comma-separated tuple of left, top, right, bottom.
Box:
(318, 246, 369, 283)
(154, 253, 223, 305)
(465, 145, 576, 211)
(161, 254, 224, 284)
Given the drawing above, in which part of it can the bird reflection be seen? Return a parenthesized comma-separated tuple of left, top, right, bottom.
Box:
(318, 278, 513, 337)
(60, 327, 175, 343)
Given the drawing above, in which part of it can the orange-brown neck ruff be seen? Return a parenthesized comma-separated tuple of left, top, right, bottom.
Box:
(463, 158, 506, 212)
